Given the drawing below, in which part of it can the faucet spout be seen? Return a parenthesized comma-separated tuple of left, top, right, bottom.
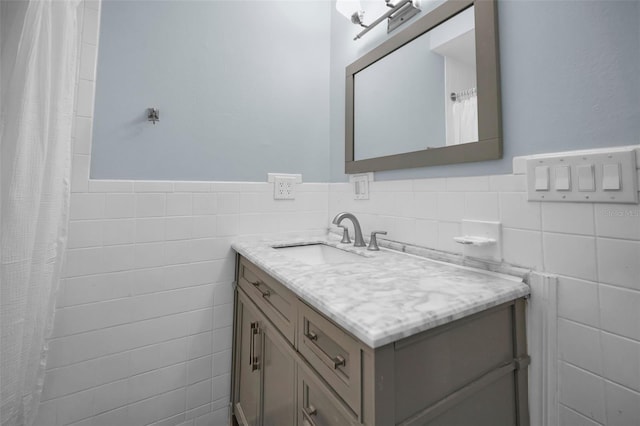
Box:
(332, 212, 366, 247)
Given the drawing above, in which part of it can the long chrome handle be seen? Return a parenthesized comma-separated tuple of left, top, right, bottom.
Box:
(305, 329, 346, 369)
(302, 405, 318, 426)
(249, 322, 256, 367)
(250, 322, 261, 371)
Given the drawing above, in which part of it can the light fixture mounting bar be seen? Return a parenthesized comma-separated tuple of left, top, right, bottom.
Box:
(354, 0, 418, 40)
(388, 1, 421, 32)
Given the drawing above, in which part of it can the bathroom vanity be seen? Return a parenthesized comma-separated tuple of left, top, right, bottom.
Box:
(230, 234, 530, 426)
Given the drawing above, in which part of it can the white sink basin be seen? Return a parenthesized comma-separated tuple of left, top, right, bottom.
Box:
(273, 243, 365, 265)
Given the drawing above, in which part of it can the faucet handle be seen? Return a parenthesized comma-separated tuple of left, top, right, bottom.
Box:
(338, 225, 351, 244)
(367, 231, 387, 251)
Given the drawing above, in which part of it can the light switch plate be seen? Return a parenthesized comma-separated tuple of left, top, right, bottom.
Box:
(349, 173, 373, 200)
(526, 149, 638, 203)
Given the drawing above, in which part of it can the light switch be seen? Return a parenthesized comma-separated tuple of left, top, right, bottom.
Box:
(555, 166, 571, 191)
(526, 149, 637, 203)
(602, 163, 621, 190)
(577, 164, 595, 191)
(535, 166, 550, 191)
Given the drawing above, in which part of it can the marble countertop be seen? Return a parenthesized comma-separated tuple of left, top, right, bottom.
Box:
(232, 232, 530, 348)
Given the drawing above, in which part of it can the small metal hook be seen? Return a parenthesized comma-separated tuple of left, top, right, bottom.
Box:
(147, 108, 160, 124)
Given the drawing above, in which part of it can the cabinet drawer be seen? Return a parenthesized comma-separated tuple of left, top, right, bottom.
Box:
(238, 257, 296, 345)
(298, 361, 357, 426)
(298, 301, 362, 417)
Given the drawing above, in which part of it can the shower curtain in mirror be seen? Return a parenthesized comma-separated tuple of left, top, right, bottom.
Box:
(451, 96, 478, 145)
(1, 0, 81, 424)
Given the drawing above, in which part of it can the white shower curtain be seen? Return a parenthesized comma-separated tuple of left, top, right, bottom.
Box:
(451, 96, 478, 145)
(1, 1, 81, 425)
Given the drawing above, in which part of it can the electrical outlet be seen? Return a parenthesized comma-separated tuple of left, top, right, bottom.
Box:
(267, 173, 302, 200)
(274, 178, 295, 200)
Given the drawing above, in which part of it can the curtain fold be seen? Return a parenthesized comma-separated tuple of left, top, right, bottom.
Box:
(451, 96, 478, 145)
(1, 1, 81, 425)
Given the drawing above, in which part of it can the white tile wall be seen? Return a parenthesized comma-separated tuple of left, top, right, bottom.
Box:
(542, 233, 598, 281)
(559, 404, 603, 426)
(43, 176, 328, 425)
(559, 363, 607, 424)
(558, 319, 603, 375)
(604, 381, 640, 426)
(328, 165, 640, 425)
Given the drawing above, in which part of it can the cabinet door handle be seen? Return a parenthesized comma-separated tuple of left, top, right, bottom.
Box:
(302, 405, 318, 426)
(249, 280, 271, 298)
(250, 321, 261, 371)
(249, 322, 256, 367)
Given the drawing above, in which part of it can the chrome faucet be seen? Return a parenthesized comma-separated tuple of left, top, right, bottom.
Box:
(332, 212, 366, 247)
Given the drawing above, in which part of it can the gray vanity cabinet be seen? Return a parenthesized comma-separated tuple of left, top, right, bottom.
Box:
(231, 255, 530, 426)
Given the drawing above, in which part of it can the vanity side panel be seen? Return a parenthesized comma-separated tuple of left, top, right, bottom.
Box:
(424, 373, 516, 426)
(393, 303, 514, 423)
(363, 344, 395, 426)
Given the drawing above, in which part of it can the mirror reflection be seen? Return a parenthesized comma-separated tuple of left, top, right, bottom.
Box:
(353, 6, 477, 161)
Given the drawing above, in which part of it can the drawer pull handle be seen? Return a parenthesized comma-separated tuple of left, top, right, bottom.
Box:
(302, 405, 318, 426)
(305, 328, 347, 369)
(332, 355, 346, 368)
(249, 280, 271, 298)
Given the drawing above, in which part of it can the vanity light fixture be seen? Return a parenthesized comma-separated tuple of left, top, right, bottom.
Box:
(336, 0, 421, 40)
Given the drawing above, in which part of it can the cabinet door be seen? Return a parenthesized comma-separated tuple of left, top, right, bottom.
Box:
(233, 288, 296, 426)
(233, 292, 261, 426)
(262, 318, 296, 426)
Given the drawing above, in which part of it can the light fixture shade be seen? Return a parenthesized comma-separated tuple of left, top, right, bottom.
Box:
(336, 0, 363, 19)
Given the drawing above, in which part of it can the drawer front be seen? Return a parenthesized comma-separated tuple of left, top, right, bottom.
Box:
(298, 301, 361, 416)
(238, 257, 296, 345)
(298, 362, 357, 426)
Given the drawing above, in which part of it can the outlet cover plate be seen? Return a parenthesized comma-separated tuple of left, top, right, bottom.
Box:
(268, 173, 302, 200)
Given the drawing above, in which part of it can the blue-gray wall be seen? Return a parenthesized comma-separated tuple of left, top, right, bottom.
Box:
(330, 0, 640, 181)
(91, 0, 640, 183)
(91, 0, 331, 182)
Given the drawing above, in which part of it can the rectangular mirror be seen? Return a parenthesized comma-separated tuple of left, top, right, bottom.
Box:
(345, 0, 501, 173)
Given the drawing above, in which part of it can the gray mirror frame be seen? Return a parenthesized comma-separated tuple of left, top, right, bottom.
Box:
(345, 0, 501, 174)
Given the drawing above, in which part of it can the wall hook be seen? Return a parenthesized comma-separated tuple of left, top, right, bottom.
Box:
(147, 108, 159, 124)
